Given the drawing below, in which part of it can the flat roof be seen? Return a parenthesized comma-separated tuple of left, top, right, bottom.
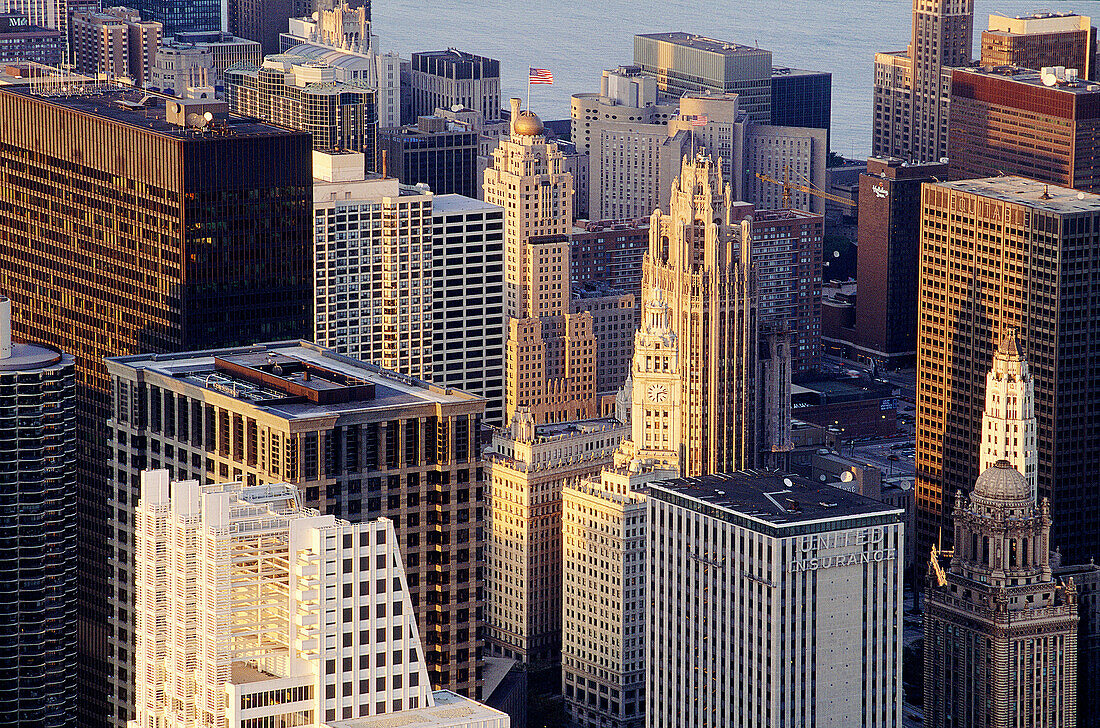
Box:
(535, 417, 624, 439)
(636, 32, 770, 57)
(651, 471, 902, 527)
(931, 176, 1100, 213)
(432, 194, 502, 214)
(327, 690, 508, 727)
(105, 341, 483, 420)
(772, 67, 830, 78)
(0, 84, 298, 138)
(956, 66, 1100, 95)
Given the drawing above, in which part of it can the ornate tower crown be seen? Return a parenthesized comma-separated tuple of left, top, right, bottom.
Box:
(980, 326, 1037, 496)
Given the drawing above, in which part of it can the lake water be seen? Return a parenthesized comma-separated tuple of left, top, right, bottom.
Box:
(372, 0, 1099, 157)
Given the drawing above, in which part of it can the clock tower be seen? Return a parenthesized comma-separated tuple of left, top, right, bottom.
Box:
(617, 286, 681, 472)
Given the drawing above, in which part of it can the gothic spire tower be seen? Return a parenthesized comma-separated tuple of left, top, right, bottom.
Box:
(980, 327, 1037, 495)
(641, 153, 760, 476)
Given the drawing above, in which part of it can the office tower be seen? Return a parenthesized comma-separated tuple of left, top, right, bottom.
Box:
(770, 66, 832, 151)
(126, 0, 217, 35)
(430, 194, 506, 424)
(70, 7, 161, 83)
(377, 115, 479, 198)
(409, 50, 500, 122)
(0, 86, 312, 727)
(916, 177, 1100, 562)
(132, 471, 508, 728)
(2, 0, 66, 32)
(106, 342, 486, 711)
(484, 99, 598, 424)
(0, 298, 76, 728)
(0, 12, 63, 65)
(225, 0, 293, 54)
(647, 472, 904, 728)
(569, 219, 648, 301)
(280, 3, 402, 128)
(949, 67, 1100, 192)
(633, 32, 772, 123)
(484, 410, 627, 663)
(853, 156, 947, 368)
(750, 208, 823, 374)
(979, 329, 1037, 491)
(741, 123, 828, 213)
(147, 32, 263, 97)
(570, 283, 635, 396)
(924, 462, 1078, 728)
(225, 57, 377, 164)
(643, 154, 763, 475)
(982, 12, 1096, 79)
(311, 151, 505, 423)
(873, 0, 974, 162)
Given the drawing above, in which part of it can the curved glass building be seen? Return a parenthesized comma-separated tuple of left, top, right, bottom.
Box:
(0, 296, 76, 728)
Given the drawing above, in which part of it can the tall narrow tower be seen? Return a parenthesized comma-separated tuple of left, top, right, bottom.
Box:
(979, 328, 1037, 494)
(642, 153, 759, 475)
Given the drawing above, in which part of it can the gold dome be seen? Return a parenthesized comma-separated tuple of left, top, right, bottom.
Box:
(513, 111, 545, 136)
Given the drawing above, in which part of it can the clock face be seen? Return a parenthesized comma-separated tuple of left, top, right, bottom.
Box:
(647, 384, 669, 403)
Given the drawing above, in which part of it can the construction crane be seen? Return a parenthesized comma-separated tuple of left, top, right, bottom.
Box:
(755, 166, 856, 210)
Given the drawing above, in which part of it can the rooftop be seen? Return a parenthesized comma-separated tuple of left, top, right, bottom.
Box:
(772, 67, 830, 78)
(327, 690, 508, 728)
(105, 341, 483, 419)
(957, 65, 1100, 95)
(932, 176, 1100, 213)
(536, 417, 624, 439)
(636, 32, 770, 57)
(651, 471, 902, 527)
(0, 84, 299, 138)
(432, 194, 501, 214)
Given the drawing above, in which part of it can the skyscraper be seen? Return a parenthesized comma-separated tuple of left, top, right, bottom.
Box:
(409, 49, 501, 123)
(915, 177, 1100, 562)
(873, 0, 974, 162)
(2, 0, 68, 33)
(484, 99, 599, 425)
(131, 471, 508, 728)
(0, 298, 76, 728)
(0, 85, 313, 727)
(225, 0, 294, 53)
(105, 341, 487, 715)
(377, 115, 479, 198)
(924, 463, 1078, 728)
(646, 472, 905, 728)
(127, 0, 219, 35)
(948, 66, 1100, 192)
(642, 153, 775, 475)
(981, 12, 1096, 79)
(979, 329, 1037, 492)
(70, 7, 161, 84)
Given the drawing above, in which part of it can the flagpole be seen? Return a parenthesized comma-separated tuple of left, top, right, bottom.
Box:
(526, 73, 531, 113)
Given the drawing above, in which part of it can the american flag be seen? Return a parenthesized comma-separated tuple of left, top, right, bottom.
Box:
(529, 67, 554, 85)
(690, 114, 709, 126)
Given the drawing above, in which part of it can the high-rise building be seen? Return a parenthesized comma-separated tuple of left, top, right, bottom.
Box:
(851, 156, 947, 369)
(225, 0, 294, 53)
(873, 0, 974, 162)
(642, 153, 779, 475)
(147, 32, 263, 97)
(916, 177, 1100, 562)
(131, 471, 508, 728)
(105, 342, 487, 713)
(633, 32, 772, 123)
(2, 0, 67, 33)
(409, 49, 501, 123)
(924, 463, 1078, 728)
(0, 298, 76, 728)
(377, 115, 479, 198)
(979, 329, 1037, 491)
(948, 66, 1100, 192)
(484, 99, 600, 425)
(0, 12, 63, 65)
(126, 0, 218, 35)
(225, 57, 377, 165)
(750, 208, 823, 374)
(569, 282, 636, 396)
(311, 151, 505, 423)
(484, 410, 626, 663)
(982, 12, 1096, 79)
(0, 85, 312, 727)
(770, 66, 832, 152)
(71, 7, 162, 84)
(569, 219, 649, 300)
(646, 472, 905, 728)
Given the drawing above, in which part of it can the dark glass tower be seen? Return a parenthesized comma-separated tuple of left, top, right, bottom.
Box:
(0, 297, 77, 728)
(0, 87, 313, 727)
(128, 0, 219, 35)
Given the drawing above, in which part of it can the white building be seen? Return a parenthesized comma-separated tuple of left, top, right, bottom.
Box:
(149, 32, 262, 97)
(130, 470, 507, 728)
(484, 409, 627, 663)
(312, 150, 505, 423)
(980, 327, 1037, 493)
(646, 472, 904, 728)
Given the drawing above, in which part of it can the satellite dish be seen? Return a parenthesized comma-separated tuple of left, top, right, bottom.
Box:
(204, 111, 214, 122)
(1079, 192, 1086, 200)
(783, 477, 794, 488)
(900, 480, 912, 491)
(819, 474, 827, 482)
(840, 471, 855, 483)
(1041, 71, 1058, 87)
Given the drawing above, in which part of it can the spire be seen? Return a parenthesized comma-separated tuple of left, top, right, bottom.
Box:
(997, 326, 1022, 359)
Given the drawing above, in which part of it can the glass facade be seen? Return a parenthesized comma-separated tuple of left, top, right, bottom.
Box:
(129, 0, 219, 35)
